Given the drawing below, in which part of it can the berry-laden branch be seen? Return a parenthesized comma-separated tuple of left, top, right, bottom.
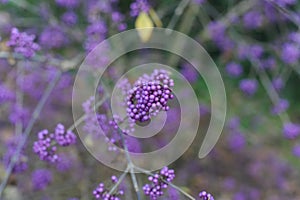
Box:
(88, 69, 214, 200)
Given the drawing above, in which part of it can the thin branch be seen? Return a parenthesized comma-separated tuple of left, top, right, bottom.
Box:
(15, 62, 24, 136)
(0, 51, 84, 71)
(9, 0, 40, 15)
(118, 131, 141, 200)
(200, 0, 258, 40)
(108, 166, 130, 195)
(167, 4, 199, 67)
(250, 59, 290, 123)
(264, 0, 300, 27)
(0, 70, 62, 197)
(66, 94, 109, 132)
(101, 81, 141, 199)
(166, 0, 191, 34)
(129, 165, 141, 200)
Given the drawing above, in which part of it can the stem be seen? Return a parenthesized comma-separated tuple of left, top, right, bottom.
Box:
(167, 4, 199, 67)
(118, 130, 141, 200)
(0, 71, 62, 197)
(134, 166, 196, 200)
(0, 51, 84, 71)
(10, 0, 40, 15)
(66, 94, 109, 132)
(108, 166, 130, 195)
(129, 165, 141, 200)
(166, 0, 191, 34)
(200, 0, 258, 40)
(251, 59, 290, 123)
(101, 79, 142, 199)
(15, 62, 24, 136)
(264, 0, 300, 27)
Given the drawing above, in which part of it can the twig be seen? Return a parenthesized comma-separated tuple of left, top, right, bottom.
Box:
(15, 62, 24, 136)
(66, 94, 109, 132)
(9, 0, 40, 15)
(200, 0, 258, 40)
(0, 70, 62, 198)
(167, 4, 199, 67)
(118, 131, 141, 200)
(250, 58, 290, 123)
(129, 165, 141, 200)
(166, 0, 191, 34)
(100, 81, 141, 199)
(108, 166, 130, 195)
(0, 51, 84, 71)
(264, 0, 300, 27)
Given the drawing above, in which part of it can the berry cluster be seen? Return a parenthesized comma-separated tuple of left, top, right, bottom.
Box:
(126, 70, 174, 122)
(93, 176, 124, 200)
(239, 78, 258, 96)
(283, 122, 300, 139)
(33, 124, 77, 163)
(55, 0, 79, 8)
(198, 191, 214, 200)
(31, 169, 53, 191)
(143, 166, 175, 200)
(3, 136, 28, 173)
(55, 123, 77, 146)
(225, 62, 243, 77)
(7, 27, 40, 58)
(130, 0, 150, 16)
(272, 98, 289, 115)
(0, 83, 15, 104)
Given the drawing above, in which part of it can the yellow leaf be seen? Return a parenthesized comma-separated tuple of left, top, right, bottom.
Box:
(135, 12, 154, 42)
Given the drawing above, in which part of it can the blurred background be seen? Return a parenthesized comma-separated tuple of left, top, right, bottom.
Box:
(1, 0, 300, 199)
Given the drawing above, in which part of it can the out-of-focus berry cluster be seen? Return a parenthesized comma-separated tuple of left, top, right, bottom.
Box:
(33, 124, 76, 163)
(3, 136, 28, 173)
(7, 28, 40, 58)
(31, 169, 53, 191)
(130, 0, 150, 17)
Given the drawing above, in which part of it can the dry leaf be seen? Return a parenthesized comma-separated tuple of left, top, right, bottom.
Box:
(135, 12, 154, 42)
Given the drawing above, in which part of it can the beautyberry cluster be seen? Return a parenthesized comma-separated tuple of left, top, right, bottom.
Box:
(33, 124, 76, 163)
(93, 176, 124, 200)
(143, 166, 175, 200)
(126, 69, 174, 122)
(283, 122, 300, 139)
(3, 136, 28, 173)
(198, 191, 214, 200)
(130, 0, 150, 16)
(226, 117, 246, 152)
(239, 78, 258, 96)
(7, 27, 40, 58)
(225, 62, 243, 78)
(55, 123, 77, 146)
(55, 0, 79, 8)
(0, 83, 15, 104)
(31, 169, 53, 190)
